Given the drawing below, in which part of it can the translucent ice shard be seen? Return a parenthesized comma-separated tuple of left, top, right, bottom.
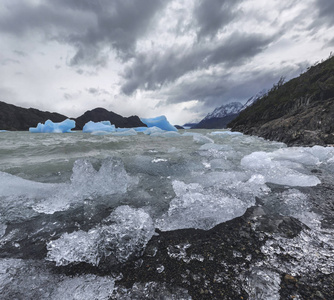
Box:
(261, 229, 334, 276)
(241, 151, 321, 186)
(156, 181, 250, 230)
(51, 274, 115, 300)
(33, 157, 129, 214)
(47, 205, 154, 266)
(242, 268, 281, 300)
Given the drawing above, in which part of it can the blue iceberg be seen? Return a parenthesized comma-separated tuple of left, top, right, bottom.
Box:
(29, 119, 75, 133)
(140, 116, 177, 131)
(83, 121, 116, 133)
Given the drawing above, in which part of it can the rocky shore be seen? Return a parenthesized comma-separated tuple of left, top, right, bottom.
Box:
(54, 195, 334, 299)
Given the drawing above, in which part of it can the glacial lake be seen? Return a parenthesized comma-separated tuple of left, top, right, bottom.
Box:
(0, 130, 333, 299)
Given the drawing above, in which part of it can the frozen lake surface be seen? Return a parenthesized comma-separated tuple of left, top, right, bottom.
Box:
(0, 130, 333, 299)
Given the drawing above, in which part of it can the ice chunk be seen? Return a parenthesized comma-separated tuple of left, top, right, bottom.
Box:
(33, 157, 129, 214)
(0, 258, 115, 300)
(242, 268, 281, 300)
(140, 115, 178, 131)
(133, 127, 149, 132)
(82, 121, 116, 133)
(306, 145, 334, 163)
(156, 181, 249, 230)
(51, 275, 115, 300)
(0, 171, 58, 221)
(29, 119, 75, 133)
(261, 229, 334, 276)
(271, 147, 320, 166)
(143, 126, 165, 135)
(47, 205, 155, 266)
(241, 151, 321, 187)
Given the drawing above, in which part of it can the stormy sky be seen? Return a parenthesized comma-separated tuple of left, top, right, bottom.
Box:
(1, 0, 333, 125)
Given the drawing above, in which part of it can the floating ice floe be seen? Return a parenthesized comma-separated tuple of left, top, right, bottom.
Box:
(140, 115, 178, 131)
(241, 150, 321, 187)
(29, 119, 75, 133)
(83, 121, 116, 133)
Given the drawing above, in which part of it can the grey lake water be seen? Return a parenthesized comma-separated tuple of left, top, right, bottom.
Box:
(0, 130, 334, 299)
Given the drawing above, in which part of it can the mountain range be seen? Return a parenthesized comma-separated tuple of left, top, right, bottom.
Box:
(0, 102, 146, 131)
(192, 89, 266, 129)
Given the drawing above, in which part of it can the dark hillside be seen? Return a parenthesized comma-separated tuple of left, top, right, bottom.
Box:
(74, 107, 146, 130)
(229, 55, 334, 145)
(0, 101, 68, 131)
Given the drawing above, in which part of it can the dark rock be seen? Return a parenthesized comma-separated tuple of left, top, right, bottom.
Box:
(0, 101, 68, 131)
(175, 125, 184, 129)
(53, 205, 316, 299)
(74, 107, 146, 130)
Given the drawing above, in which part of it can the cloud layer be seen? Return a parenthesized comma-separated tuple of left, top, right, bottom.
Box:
(0, 0, 333, 124)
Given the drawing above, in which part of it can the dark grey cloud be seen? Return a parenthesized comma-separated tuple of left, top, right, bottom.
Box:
(0, 0, 168, 66)
(194, 0, 242, 40)
(163, 62, 305, 111)
(314, 0, 334, 27)
(1, 58, 20, 66)
(121, 31, 276, 95)
(329, 38, 334, 47)
(13, 50, 27, 57)
(87, 88, 99, 95)
(309, 0, 334, 29)
(86, 87, 110, 95)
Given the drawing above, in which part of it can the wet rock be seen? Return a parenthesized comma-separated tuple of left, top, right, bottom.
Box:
(106, 206, 313, 299)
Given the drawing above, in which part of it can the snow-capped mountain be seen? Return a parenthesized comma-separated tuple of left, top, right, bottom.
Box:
(203, 102, 243, 120)
(239, 89, 267, 112)
(192, 90, 267, 129)
(193, 102, 243, 129)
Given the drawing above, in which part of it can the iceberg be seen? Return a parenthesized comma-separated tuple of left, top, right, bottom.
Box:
(29, 119, 75, 133)
(82, 121, 116, 133)
(140, 115, 178, 131)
